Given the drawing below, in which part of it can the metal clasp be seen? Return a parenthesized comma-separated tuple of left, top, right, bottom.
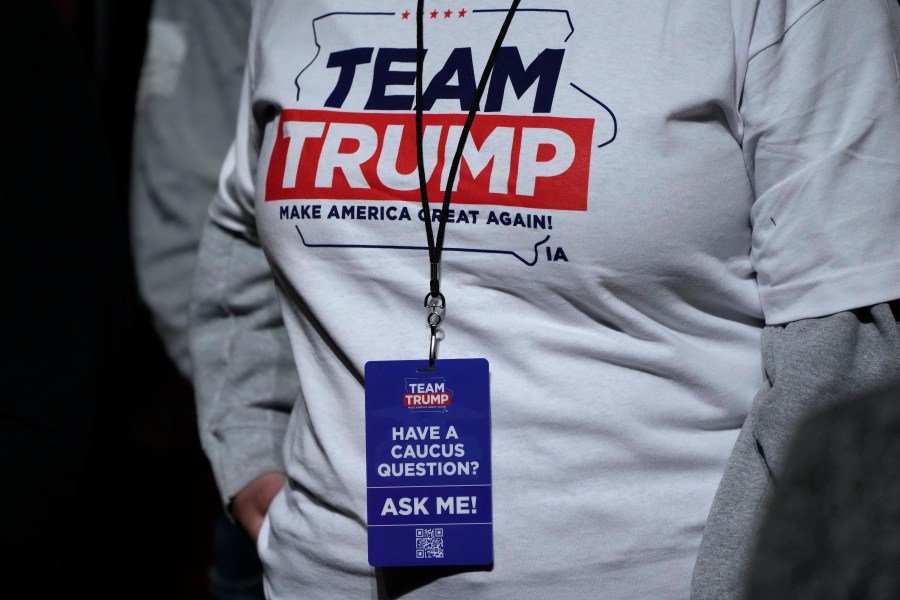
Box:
(424, 292, 445, 367)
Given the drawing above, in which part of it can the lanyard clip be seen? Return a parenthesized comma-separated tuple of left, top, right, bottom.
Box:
(424, 292, 445, 367)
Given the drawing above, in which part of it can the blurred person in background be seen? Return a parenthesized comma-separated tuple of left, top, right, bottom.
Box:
(129, 0, 268, 598)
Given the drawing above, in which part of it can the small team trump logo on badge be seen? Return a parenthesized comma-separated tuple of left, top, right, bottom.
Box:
(403, 378, 452, 408)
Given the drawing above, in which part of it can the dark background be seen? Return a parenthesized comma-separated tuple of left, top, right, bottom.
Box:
(50, 1, 220, 596)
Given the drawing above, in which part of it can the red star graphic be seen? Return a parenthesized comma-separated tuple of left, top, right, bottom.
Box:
(430, 9, 439, 19)
(444, 9, 453, 18)
(401, 10, 410, 19)
(458, 8, 467, 18)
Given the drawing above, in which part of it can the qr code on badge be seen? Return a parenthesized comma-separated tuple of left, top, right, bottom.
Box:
(415, 528, 444, 558)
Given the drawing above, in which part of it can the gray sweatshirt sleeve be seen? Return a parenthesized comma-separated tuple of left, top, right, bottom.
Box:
(690, 302, 900, 599)
(189, 216, 299, 509)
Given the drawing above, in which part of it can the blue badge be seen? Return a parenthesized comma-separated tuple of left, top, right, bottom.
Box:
(365, 358, 492, 567)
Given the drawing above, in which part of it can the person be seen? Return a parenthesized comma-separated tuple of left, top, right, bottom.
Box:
(129, 0, 267, 598)
(131, 0, 252, 385)
(189, 1, 900, 598)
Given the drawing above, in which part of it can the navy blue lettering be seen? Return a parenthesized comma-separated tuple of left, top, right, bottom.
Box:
(365, 48, 419, 111)
(485, 48, 565, 113)
(325, 48, 374, 108)
(422, 47, 477, 111)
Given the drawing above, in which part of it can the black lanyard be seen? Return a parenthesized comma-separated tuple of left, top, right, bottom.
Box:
(416, 0, 520, 365)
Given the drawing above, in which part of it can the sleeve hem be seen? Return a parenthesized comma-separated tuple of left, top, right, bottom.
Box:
(759, 262, 900, 325)
(206, 426, 288, 510)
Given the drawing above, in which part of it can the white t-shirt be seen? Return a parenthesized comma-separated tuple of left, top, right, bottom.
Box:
(205, 1, 900, 597)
